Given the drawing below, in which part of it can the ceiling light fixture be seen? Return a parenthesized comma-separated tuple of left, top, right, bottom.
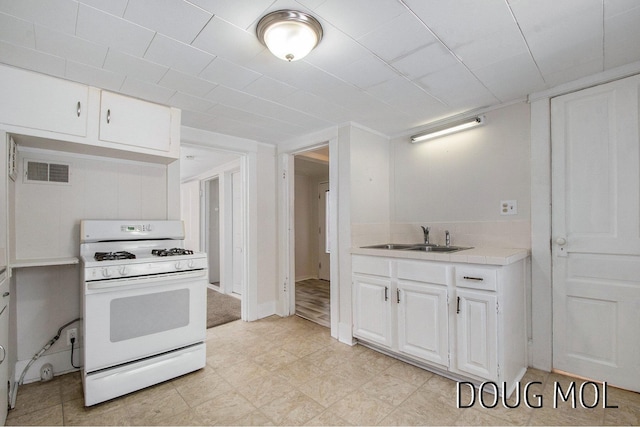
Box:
(256, 10, 323, 62)
(410, 116, 485, 143)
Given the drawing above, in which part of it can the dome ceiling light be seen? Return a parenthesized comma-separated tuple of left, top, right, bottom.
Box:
(256, 10, 323, 62)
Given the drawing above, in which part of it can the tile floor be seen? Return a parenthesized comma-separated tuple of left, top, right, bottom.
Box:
(6, 315, 640, 426)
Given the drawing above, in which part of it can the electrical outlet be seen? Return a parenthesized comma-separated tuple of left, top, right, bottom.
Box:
(66, 328, 78, 346)
(500, 200, 518, 215)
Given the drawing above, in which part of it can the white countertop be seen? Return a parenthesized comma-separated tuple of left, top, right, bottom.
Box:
(351, 245, 529, 266)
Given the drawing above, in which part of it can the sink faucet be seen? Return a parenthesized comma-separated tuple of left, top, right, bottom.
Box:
(445, 230, 451, 247)
(421, 226, 430, 244)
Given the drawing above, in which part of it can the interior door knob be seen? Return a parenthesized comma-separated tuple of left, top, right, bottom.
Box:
(556, 237, 567, 246)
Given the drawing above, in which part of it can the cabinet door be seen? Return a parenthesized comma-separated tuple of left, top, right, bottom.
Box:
(0, 66, 88, 137)
(99, 91, 171, 152)
(397, 280, 449, 366)
(0, 272, 8, 425)
(352, 274, 392, 348)
(456, 288, 498, 380)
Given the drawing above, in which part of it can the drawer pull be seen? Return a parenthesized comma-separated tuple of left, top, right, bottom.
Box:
(106, 109, 111, 124)
(384, 286, 388, 301)
(397, 289, 400, 303)
(2, 292, 8, 298)
(456, 296, 461, 314)
(77, 101, 81, 117)
(463, 276, 484, 281)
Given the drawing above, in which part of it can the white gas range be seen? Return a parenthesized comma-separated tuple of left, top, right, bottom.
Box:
(80, 220, 207, 406)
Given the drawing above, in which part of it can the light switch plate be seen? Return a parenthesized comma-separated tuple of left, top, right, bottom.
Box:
(500, 200, 517, 215)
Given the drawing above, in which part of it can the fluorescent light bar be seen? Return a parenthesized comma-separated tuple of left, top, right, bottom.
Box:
(410, 116, 485, 143)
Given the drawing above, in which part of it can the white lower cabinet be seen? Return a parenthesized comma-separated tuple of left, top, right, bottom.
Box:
(352, 254, 527, 396)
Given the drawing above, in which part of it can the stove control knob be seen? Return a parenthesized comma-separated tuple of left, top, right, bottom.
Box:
(188, 260, 195, 269)
(118, 266, 127, 276)
(102, 268, 112, 278)
(175, 261, 183, 270)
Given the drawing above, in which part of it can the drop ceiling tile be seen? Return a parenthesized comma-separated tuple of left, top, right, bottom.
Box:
(0, 12, 35, 48)
(167, 91, 216, 113)
(330, 55, 398, 90)
(144, 34, 215, 76)
(65, 60, 125, 92)
(366, 77, 448, 118)
(391, 42, 459, 80)
(119, 76, 176, 104)
(77, 0, 128, 17)
(604, 5, 640, 68)
(604, 0, 639, 17)
(418, 63, 499, 109)
(0, 0, 77, 35)
(103, 50, 169, 84)
(244, 97, 331, 129)
(540, 57, 603, 87)
(452, 28, 529, 71)
(205, 85, 256, 109)
(76, 4, 155, 57)
(35, 25, 108, 68)
(192, 16, 264, 64)
(471, 53, 545, 101)
(281, 90, 350, 123)
(358, 12, 437, 62)
(199, 57, 261, 90)
(243, 76, 298, 103)
(158, 68, 217, 97)
(0, 40, 66, 77)
(314, 0, 406, 39)
(186, 0, 273, 30)
(124, 0, 212, 44)
(303, 24, 372, 73)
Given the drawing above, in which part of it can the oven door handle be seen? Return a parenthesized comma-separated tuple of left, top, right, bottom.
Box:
(85, 269, 206, 292)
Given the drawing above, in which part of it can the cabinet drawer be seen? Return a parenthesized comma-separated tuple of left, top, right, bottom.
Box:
(397, 260, 448, 285)
(352, 255, 391, 277)
(455, 267, 497, 291)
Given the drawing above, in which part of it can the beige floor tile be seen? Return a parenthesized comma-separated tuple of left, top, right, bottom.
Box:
(454, 407, 516, 426)
(252, 347, 300, 371)
(298, 373, 358, 407)
(383, 359, 434, 387)
(304, 409, 353, 426)
(235, 374, 293, 407)
(361, 371, 418, 406)
(227, 409, 275, 426)
(9, 379, 62, 420)
(126, 389, 191, 426)
(327, 389, 395, 426)
(215, 360, 270, 387)
(174, 371, 233, 408)
(259, 389, 325, 425)
(383, 396, 461, 426)
(603, 404, 640, 425)
(6, 404, 63, 426)
(273, 359, 326, 387)
(62, 397, 132, 426)
(192, 391, 256, 426)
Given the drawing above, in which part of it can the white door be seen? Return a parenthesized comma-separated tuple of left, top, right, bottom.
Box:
(317, 182, 330, 281)
(352, 274, 392, 348)
(455, 288, 497, 380)
(397, 280, 449, 367)
(551, 74, 640, 392)
(231, 171, 243, 295)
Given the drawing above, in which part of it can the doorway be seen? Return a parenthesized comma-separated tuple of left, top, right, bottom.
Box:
(293, 147, 330, 327)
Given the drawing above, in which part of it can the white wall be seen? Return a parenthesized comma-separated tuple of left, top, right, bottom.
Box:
(389, 102, 531, 248)
(13, 147, 169, 382)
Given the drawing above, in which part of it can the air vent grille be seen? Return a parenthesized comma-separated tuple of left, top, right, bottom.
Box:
(25, 160, 70, 184)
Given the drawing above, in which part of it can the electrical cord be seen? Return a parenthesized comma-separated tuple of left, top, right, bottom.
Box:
(70, 337, 80, 369)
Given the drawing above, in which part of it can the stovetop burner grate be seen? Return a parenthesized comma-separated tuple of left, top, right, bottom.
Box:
(94, 251, 136, 261)
(151, 248, 194, 257)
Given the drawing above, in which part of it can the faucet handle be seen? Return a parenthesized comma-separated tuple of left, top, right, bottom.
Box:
(445, 230, 451, 247)
(421, 226, 430, 233)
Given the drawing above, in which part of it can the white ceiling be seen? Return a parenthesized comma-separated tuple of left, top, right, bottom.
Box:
(1, 0, 639, 148)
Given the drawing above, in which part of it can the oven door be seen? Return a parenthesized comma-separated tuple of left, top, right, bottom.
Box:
(83, 269, 207, 373)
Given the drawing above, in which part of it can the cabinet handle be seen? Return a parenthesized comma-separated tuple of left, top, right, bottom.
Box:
(77, 101, 81, 117)
(456, 296, 461, 314)
(397, 289, 400, 303)
(463, 276, 484, 281)
(106, 109, 111, 124)
(2, 292, 8, 298)
(384, 286, 388, 301)
(0, 345, 5, 365)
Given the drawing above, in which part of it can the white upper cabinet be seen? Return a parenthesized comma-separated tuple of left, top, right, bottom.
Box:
(0, 66, 88, 137)
(99, 91, 172, 153)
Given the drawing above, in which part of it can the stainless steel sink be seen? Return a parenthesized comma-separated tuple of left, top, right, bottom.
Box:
(407, 245, 471, 253)
(361, 243, 472, 253)
(362, 243, 417, 250)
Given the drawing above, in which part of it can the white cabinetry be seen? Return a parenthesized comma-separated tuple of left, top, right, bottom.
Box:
(99, 91, 172, 153)
(0, 270, 8, 425)
(0, 66, 88, 137)
(352, 254, 527, 395)
(352, 255, 451, 368)
(0, 65, 179, 160)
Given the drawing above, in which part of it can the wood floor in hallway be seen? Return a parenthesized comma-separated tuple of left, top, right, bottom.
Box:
(295, 278, 330, 328)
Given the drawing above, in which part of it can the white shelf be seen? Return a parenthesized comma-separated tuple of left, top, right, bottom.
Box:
(11, 257, 79, 268)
